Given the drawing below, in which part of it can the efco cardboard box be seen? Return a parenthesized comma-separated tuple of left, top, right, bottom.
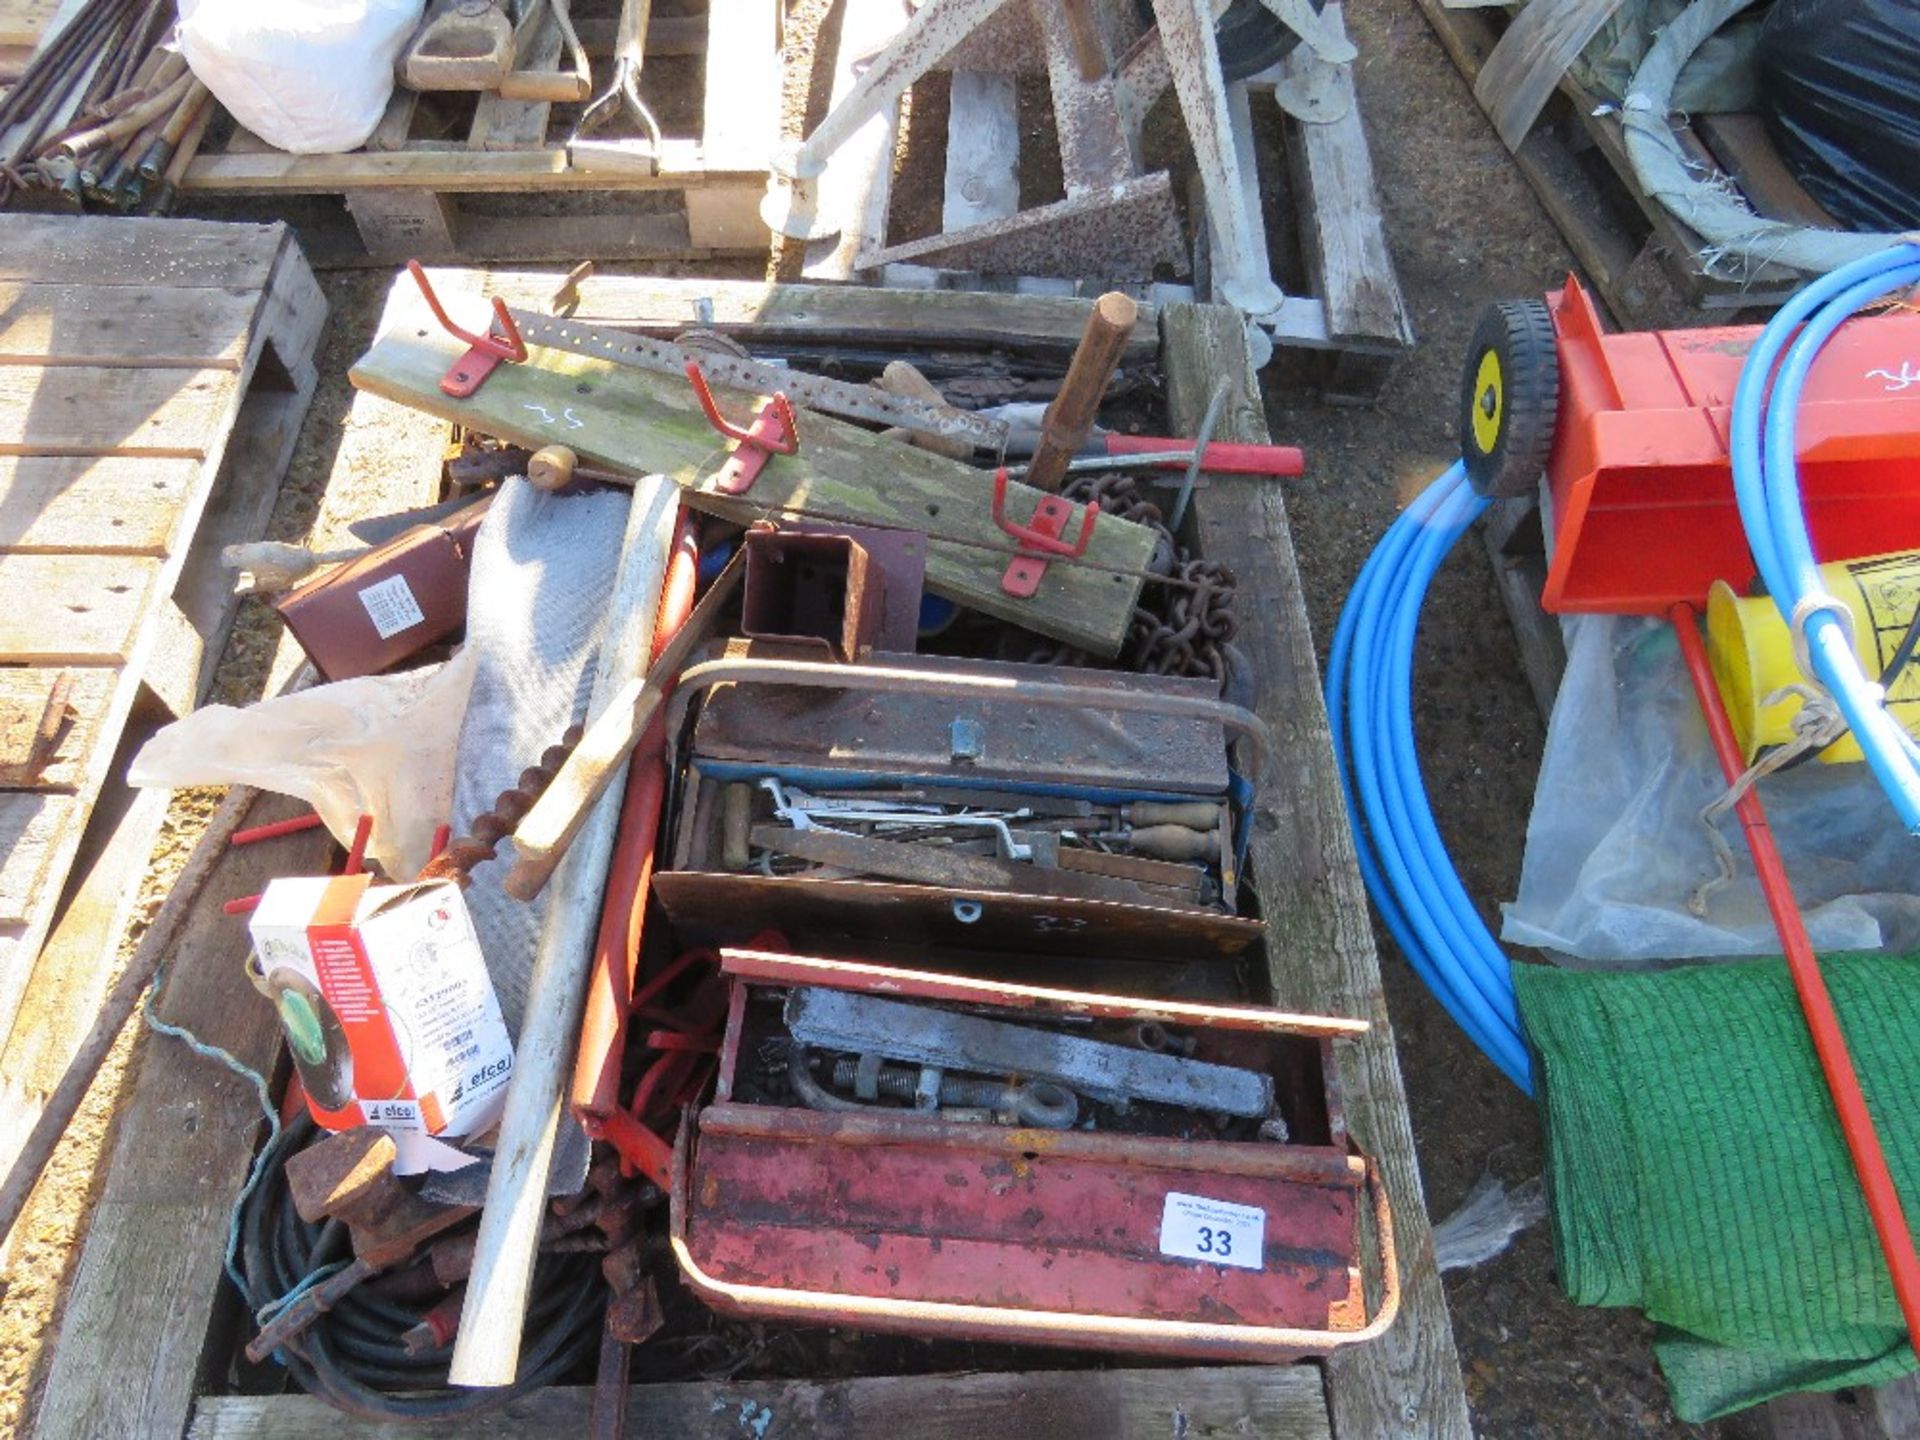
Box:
(247, 874, 513, 1137)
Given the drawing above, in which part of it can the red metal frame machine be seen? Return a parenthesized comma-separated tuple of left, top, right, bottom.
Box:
(1458, 275, 1920, 1338)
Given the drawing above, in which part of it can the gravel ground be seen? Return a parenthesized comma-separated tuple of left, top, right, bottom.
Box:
(0, 0, 1744, 1433)
(1292, 3, 1719, 1435)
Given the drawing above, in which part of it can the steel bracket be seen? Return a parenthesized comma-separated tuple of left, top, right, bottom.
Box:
(991, 466, 1099, 597)
(687, 360, 799, 495)
(406, 259, 528, 398)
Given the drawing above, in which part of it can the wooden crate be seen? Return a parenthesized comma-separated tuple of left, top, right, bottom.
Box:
(0, 214, 324, 1178)
(794, 0, 1412, 405)
(1412, 0, 1833, 328)
(176, 6, 779, 265)
(29, 277, 1470, 1440)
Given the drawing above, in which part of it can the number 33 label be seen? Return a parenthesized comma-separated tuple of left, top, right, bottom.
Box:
(1159, 1191, 1265, 1270)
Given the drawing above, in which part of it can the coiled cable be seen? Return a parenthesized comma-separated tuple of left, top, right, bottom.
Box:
(236, 1115, 603, 1421)
(1730, 241, 1920, 832)
(1326, 464, 1532, 1090)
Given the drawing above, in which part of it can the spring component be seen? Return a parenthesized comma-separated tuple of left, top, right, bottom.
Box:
(821, 1053, 1080, 1129)
(417, 726, 584, 885)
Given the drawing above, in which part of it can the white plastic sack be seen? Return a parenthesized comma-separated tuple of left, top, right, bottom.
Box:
(128, 650, 476, 880)
(1501, 614, 1920, 963)
(179, 0, 426, 154)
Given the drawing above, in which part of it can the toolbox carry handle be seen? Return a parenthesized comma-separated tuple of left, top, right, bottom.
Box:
(666, 1111, 1403, 1356)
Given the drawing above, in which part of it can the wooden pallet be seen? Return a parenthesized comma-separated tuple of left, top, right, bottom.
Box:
(0, 0, 57, 78)
(798, 0, 1412, 404)
(30, 278, 1470, 1440)
(1412, 0, 1833, 328)
(175, 6, 779, 265)
(0, 214, 323, 1146)
(1482, 487, 1920, 1440)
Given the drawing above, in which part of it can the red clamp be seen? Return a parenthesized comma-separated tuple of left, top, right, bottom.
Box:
(407, 260, 528, 398)
(686, 360, 798, 495)
(991, 467, 1099, 598)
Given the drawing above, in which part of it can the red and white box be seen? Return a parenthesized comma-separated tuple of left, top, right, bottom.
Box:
(247, 874, 513, 1138)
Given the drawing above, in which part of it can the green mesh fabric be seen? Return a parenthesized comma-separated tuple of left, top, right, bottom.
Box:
(1512, 954, 1920, 1421)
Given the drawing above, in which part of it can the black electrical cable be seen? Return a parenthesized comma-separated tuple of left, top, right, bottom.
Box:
(236, 1116, 603, 1422)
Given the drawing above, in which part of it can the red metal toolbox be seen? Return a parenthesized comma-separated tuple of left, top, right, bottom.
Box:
(670, 949, 1400, 1362)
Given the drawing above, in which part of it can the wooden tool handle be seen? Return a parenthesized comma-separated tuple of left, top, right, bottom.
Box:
(1125, 825, 1220, 863)
(495, 69, 593, 101)
(1126, 800, 1220, 830)
(504, 551, 746, 900)
(1024, 292, 1138, 493)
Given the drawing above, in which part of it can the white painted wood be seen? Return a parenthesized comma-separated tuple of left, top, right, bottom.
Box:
(942, 70, 1020, 230)
(802, 0, 916, 279)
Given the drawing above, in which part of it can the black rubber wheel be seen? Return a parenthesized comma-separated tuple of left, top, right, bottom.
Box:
(1459, 298, 1560, 499)
(1215, 0, 1323, 81)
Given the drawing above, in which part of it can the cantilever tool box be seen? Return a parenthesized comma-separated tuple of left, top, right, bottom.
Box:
(655, 644, 1265, 950)
(670, 949, 1399, 1362)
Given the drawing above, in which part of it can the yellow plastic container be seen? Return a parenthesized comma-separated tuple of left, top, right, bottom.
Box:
(1706, 549, 1920, 764)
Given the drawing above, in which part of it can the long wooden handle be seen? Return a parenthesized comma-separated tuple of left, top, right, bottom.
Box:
(1023, 291, 1138, 493)
(448, 478, 681, 1388)
(504, 550, 746, 901)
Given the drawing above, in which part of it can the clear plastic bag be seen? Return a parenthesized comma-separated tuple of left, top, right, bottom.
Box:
(1501, 614, 1920, 964)
(128, 650, 476, 880)
(1433, 1173, 1546, 1272)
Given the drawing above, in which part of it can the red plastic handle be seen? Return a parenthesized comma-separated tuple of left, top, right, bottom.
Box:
(1104, 433, 1305, 477)
(991, 467, 1098, 557)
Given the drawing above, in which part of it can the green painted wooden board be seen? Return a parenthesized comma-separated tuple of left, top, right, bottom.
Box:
(349, 315, 1155, 656)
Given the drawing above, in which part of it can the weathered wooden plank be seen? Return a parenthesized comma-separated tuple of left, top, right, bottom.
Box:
(364, 85, 422, 151)
(0, 456, 199, 555)
(0, 781, 167, 1195)
(0, 283, 256, 368)
(703, 0, 780, 170)
(147, 237, 329, 720)
(32, 270, 435, 1440)
(0, 224, 311, 1073)
(182, 139, 736, 193)
(0, 665, 113, 789)
(0, 215, 281, 288)
(471, 4, 564, 150)
(0, 791, 73, 926)
(1162, 302, 1471, 1440)
(802, 0, 911, 280)
(0, 364, 241, 458)
(350, 274, 1156, 656)
(0, 553, 160, 662)
(1283, 6, 1412, 353)
(0, 667, 70, 780)
(1695, 113, 1838, 231)
(942, 69, 1020, 230)
(188, 1366, 1335, 1439)
(29, 793, 331, 1440)
(0, 0, 60, 48)
(547, 272, 1163, 357)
